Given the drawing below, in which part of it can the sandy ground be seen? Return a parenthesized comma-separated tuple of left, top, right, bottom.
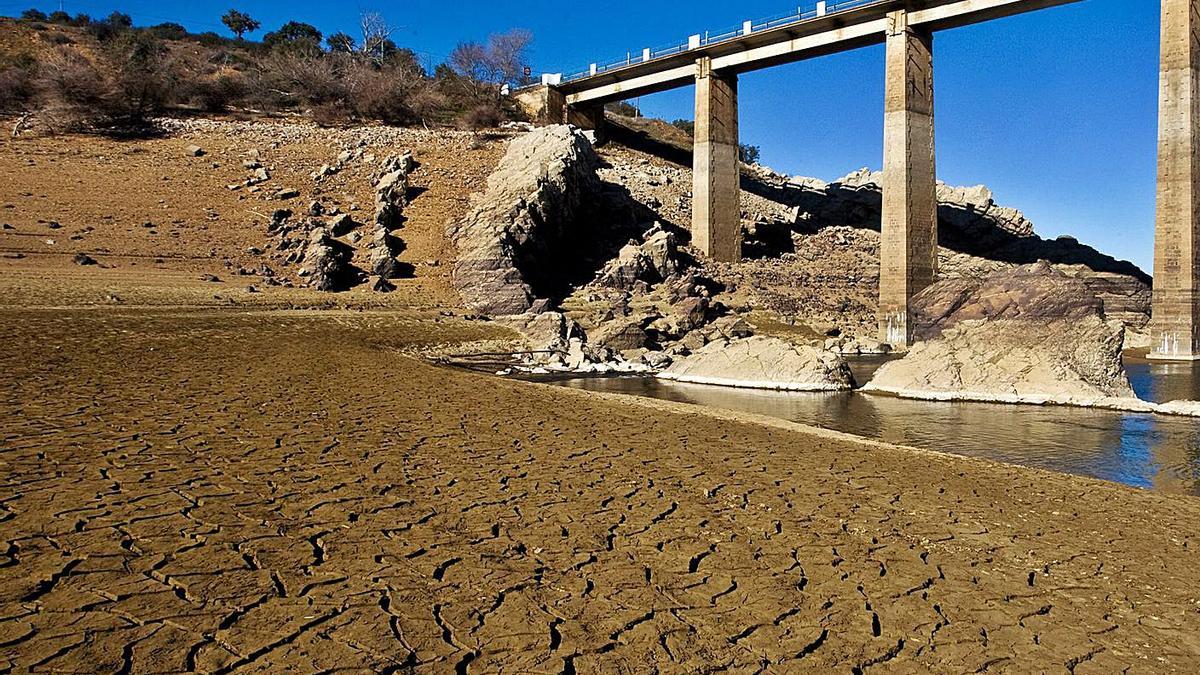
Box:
(1, 121, 1199, 672)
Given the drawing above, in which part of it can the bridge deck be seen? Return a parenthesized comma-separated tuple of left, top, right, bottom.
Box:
(555, 0, 1080, 107)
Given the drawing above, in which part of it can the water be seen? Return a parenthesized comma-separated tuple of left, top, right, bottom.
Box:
(541, 356, 1200, 496)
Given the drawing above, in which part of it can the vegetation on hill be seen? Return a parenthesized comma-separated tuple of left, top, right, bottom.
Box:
(0, 8, 534, 134)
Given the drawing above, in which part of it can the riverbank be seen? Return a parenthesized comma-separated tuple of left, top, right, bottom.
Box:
(2, 304, 1199, 672)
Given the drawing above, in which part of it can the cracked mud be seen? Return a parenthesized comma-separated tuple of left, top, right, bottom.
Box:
(2, 308, 1199, 672)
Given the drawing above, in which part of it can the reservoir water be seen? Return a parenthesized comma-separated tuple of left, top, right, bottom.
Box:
(540, 356, 1200, 496)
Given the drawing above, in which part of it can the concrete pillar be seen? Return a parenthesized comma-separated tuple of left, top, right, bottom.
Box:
(878, 10, 937, 347)
(514, 84, 566, 125)
(692, 56, 741, 262)
(1151, 0, 1200, 360)
(566, 105, 606, 142)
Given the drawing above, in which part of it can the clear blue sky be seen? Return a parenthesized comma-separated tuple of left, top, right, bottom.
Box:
(3, 0, 1161, 271)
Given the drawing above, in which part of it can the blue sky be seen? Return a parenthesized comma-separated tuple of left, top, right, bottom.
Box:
(2, 0, 1161, 270)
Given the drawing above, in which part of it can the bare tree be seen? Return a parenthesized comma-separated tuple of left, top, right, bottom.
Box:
(448, 29, 532, 104)
(359, 12, 395, 66)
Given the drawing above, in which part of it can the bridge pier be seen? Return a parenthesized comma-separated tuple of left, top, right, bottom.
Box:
(1151, 0, 1200, 360)
(878, 10, 938, 348)
(692, 56, 742, 262)
(567, 106, 606, 141)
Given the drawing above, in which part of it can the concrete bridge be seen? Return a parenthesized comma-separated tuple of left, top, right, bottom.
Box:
(519, 0, 1200, 360)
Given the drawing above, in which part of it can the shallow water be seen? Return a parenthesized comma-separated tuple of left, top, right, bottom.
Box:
(543, 356, 1200, 496)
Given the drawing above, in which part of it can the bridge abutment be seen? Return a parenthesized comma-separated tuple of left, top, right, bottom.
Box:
(1151, 0, 1200, 360)
(879, 10, 938, 348)
(692, 56, 742, 263)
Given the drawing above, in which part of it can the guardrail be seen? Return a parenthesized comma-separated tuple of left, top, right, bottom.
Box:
(552, 0, 884, 85)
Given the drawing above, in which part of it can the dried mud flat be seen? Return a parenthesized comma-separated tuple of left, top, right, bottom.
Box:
(2, 307, 1199, 673)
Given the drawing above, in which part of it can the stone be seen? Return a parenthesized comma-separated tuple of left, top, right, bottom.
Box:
(660, 336, 854, 391)
(642, 351, 673, 369)
(448, 126, 601, 316)
(594, 227, 680, 290)
(519, 312, 574, 350)
(300, 228, 355, 292)
(672, 296, 709, 332)
(591, 316, 650, 351)
(329, 214, 356, 237)
(863, 315, 1138, 407)
(186, 145, 205, 157)
(373, 277, 396, 293)
(711, 316, 753, 339)
(276, 189, 301, 200)
(72, 253, 98, 266)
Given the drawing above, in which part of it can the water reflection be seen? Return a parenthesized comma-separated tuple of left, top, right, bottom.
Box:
(546, 358, 1200, 496)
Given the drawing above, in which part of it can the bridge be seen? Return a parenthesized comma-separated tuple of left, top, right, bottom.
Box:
(517, 0, 1200, 361)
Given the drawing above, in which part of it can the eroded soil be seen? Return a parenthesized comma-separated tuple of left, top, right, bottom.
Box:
(1, 308, 1198, 673)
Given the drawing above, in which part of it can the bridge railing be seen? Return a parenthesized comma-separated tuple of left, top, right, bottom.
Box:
(554, 0, 884, 85)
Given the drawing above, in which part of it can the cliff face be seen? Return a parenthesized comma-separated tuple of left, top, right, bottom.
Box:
(448, 126, 602, 316)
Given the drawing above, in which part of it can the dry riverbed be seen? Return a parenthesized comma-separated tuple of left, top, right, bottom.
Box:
(2, 304, 1199, 672)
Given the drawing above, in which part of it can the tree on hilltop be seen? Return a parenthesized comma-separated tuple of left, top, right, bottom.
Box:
(221, 9, 260, 40)
(263, 21, 323, 53)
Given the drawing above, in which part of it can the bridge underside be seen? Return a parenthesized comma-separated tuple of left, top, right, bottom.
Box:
(521, 0, 1200, 358)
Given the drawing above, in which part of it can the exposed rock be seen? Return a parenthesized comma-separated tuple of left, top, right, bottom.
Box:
(660, 336, 854, 391)
(372, 277, 396, 293)
(375, 156, 410, 231)
(300, 228, 355, 292)
(863, 316, 1139, 407)
(329, 214, 356, 237)
(711, 316, 754, 340)
(594, 226, 680, 289)
(448, 125, 601, 316)
(912, 261, 1105, 339)
(591, 315, 650, 351)
(1159, 400, 1200, 417)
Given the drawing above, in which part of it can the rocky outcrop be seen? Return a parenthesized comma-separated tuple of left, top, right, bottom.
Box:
(911, 261, 1105, 339)
(448, 126, 601, 316)
(594, 225, 680, 289)
(863, 316, 1140, 407)
(299, 228, 356, 292)
(865, 262, 1147, 408)
(370, 152, 414, 285)
(660, 336, 854, 391)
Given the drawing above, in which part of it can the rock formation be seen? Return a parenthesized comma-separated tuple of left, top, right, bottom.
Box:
(660, 336, 855, 391)
(369, 152, 414, 286)
(862, 262, 1146, 408)
(911, 261, 1105, 339)
(448, 126, 601, 316)
(864, 315, 1139, 407)
(299, 228, 355, 292)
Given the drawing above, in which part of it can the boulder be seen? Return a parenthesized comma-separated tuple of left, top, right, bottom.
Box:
(594, 226, 680, 289)
(660, 336, 854, 391)
(300, 228, 355, 292)
(448, 125, 601, 316)
(516, 311, 583, 352)
(591, 316, 650, 351)
(863, 315, 1138, 407)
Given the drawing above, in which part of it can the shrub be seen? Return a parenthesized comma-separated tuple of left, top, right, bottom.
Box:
(20, 9, 48, 22)
(187, 72, 248, 112)
(147, 23, 189, 40)
(460, 103, 502, 131)
(0, 64, 36, 112)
